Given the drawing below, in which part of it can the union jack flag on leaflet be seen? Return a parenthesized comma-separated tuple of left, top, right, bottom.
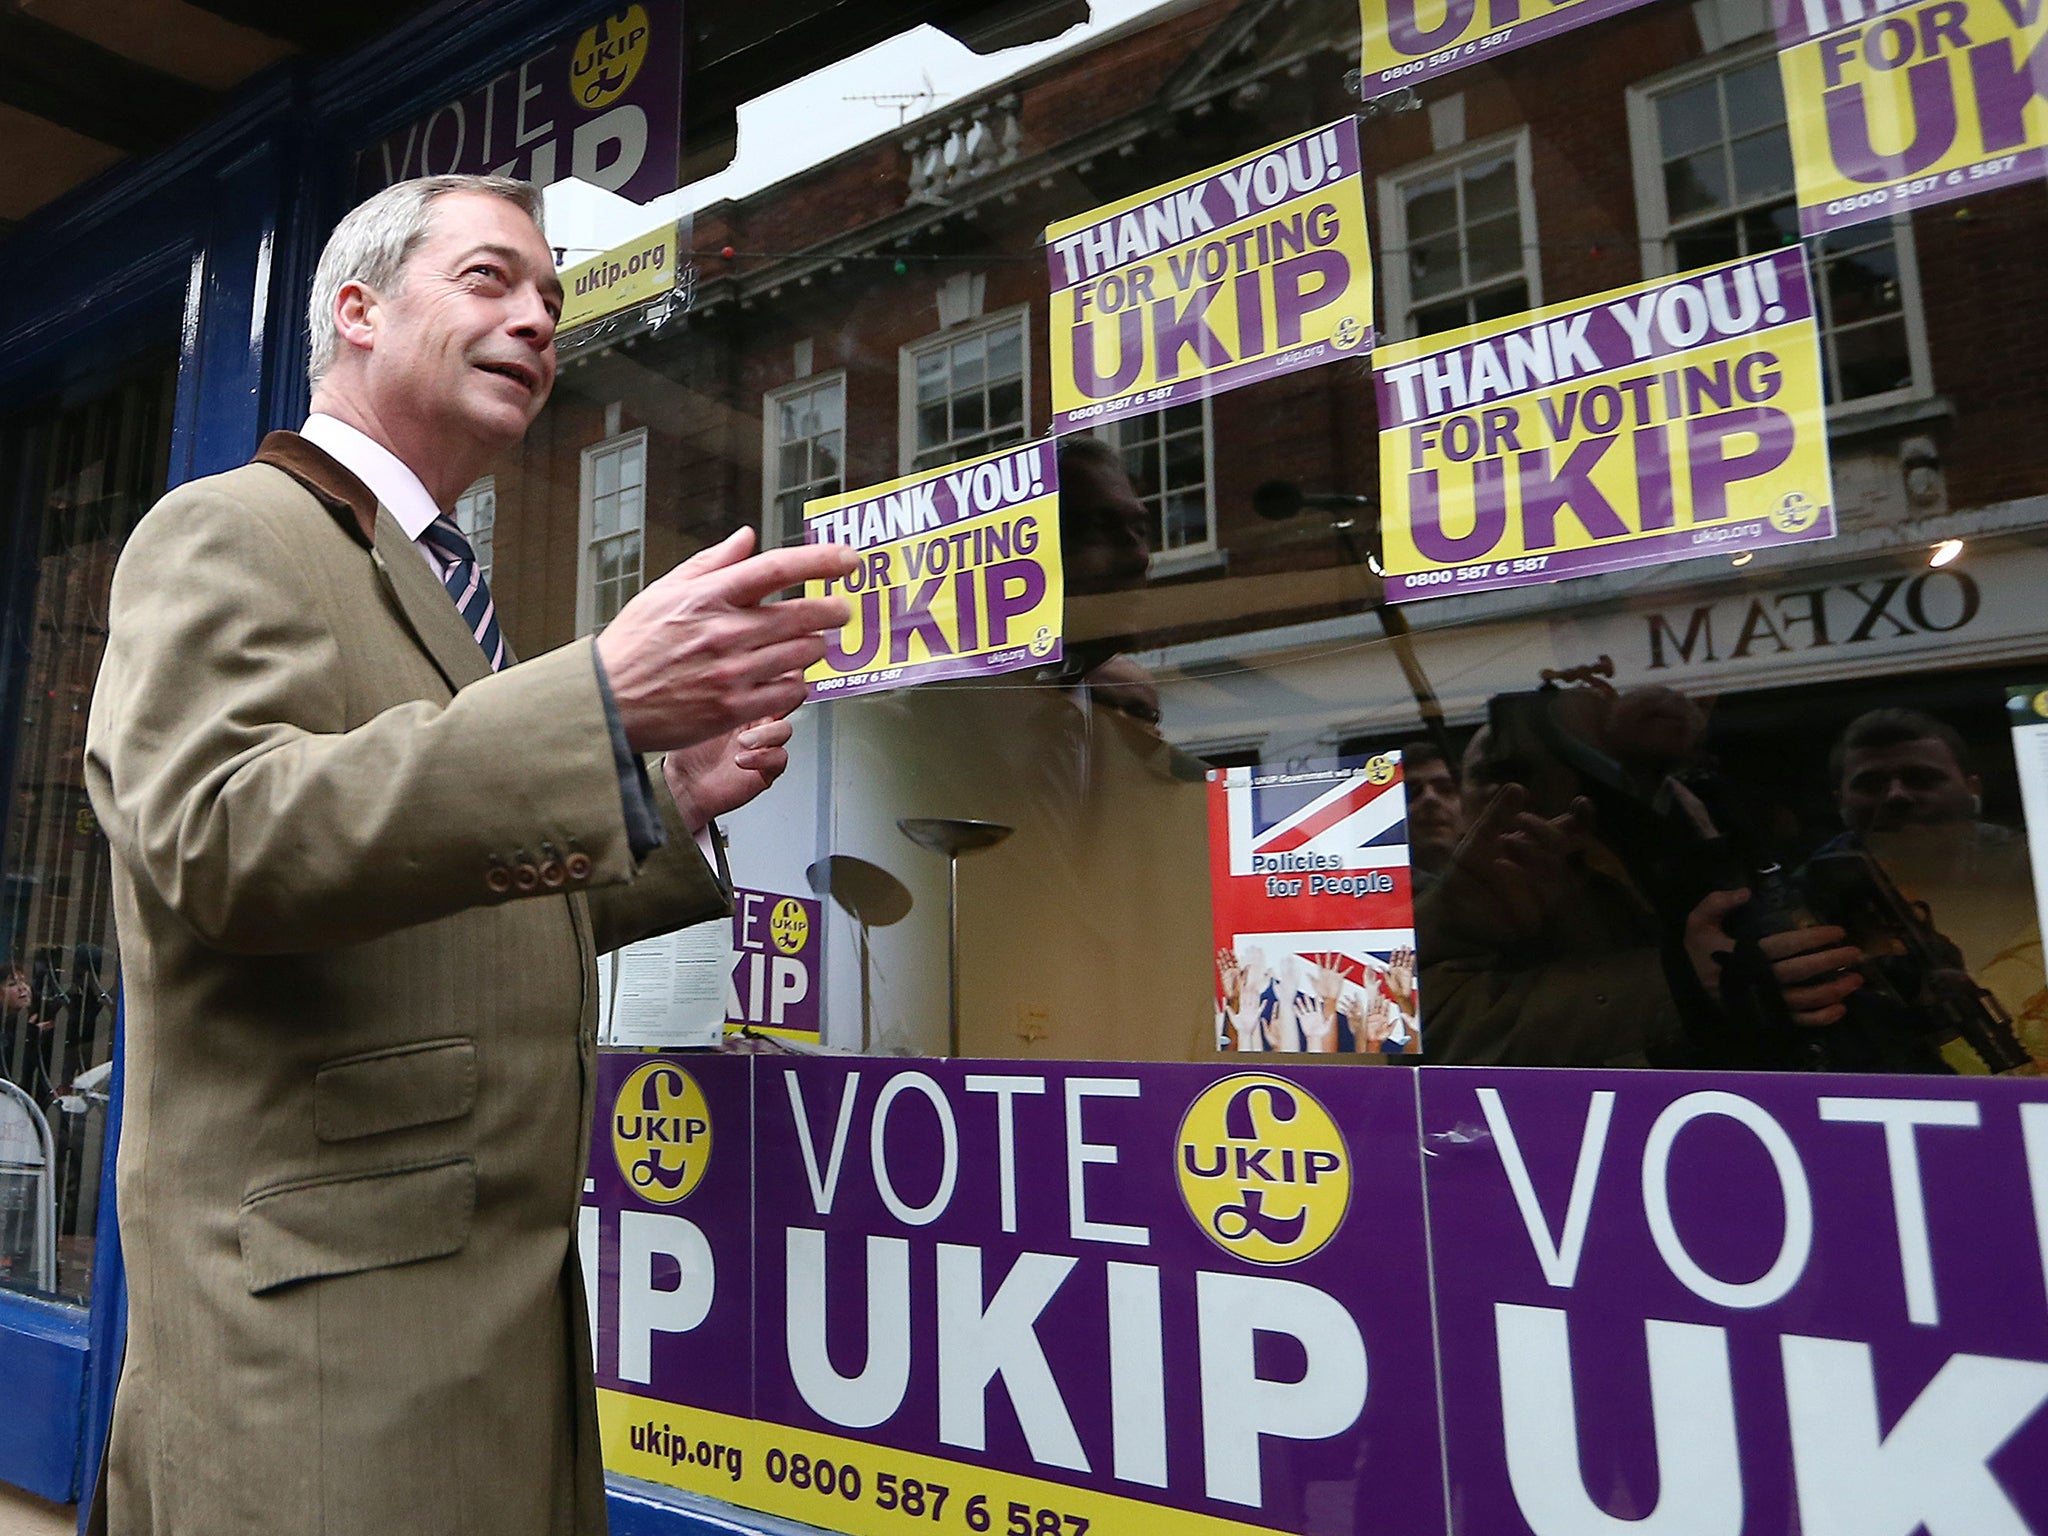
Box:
(1206, 754, 1422, 1056)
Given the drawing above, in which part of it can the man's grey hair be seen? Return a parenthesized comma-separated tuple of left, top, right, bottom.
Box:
(306, 175, 546, 389)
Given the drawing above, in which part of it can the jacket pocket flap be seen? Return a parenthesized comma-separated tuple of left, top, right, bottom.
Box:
(314, 1037, 476, 1142)
(239, 1156, 475, 1295)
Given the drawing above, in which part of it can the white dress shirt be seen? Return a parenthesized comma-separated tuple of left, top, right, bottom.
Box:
(300, 413, 456, 578)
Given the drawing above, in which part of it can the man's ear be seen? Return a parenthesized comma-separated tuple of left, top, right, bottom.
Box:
(332, 279, 380, 355)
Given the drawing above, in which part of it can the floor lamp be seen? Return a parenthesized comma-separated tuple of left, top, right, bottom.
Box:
(804, 854, 911, 1053)
(897, 817, 1014, 1056)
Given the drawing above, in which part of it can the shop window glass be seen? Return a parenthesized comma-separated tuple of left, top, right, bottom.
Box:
(902, 311, 1028, 472)
(1103, 400, 1214, 561)
(579, 430, 646, 632)
(1632, 47, 1925, 407)
(454, 476, 496, 584)
(0, 355, 173, 1301)
(764, 374, 845, 545)
(1382, 133, 1537, 339)
(493, 0, 2048, 1079)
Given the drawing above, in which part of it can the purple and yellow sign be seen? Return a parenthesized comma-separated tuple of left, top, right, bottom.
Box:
(1423, 1069, 2048, 1532)
(589, 1055, 1442, 1535)
(353, 2, 684, 204)
(584, 1056, 2048, 1532)
(1377, 251, 1836, 603)
(1045, 121, 1374, 435)
(724, 887, 822, 1042)
(805, 443, 1063, 701)
(1360, 0, 1658, 95)
(1779, 0, 2048, 236)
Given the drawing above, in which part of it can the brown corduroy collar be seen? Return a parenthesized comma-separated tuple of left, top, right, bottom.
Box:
(253, 430, 380, 548)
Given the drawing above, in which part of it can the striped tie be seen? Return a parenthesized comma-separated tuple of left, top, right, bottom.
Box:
(420, 516, 507, 672)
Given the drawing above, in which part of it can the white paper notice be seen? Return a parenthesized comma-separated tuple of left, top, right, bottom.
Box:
(594, 950, 615, 1044)
(609, 922, 731, 1048)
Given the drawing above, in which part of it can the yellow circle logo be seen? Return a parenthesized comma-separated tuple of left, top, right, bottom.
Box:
(1364, 754, 1396, 785)
(1770, 491, 1818, 533)
(1177, 1075, 1351, 1265)
(571, 6, 651, 111)
(611, 1061, 711, 1204)
(2033, 690, 2048, 720)
(1332, 316, 1366, 351)
(770, 898, 810, 955)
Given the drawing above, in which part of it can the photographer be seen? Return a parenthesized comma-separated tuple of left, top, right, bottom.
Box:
(1810, 708, 2042, 1069)
(1417, 687, 1861, 1068)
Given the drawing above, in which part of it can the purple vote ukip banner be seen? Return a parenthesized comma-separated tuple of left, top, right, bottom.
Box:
(353, 2, 684, 205)
(584, 1054, 2048, 1533)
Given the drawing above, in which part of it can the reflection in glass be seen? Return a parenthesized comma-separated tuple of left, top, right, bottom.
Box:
(1656, 78, 1720, 157)
(1665, 148, 1728, 218)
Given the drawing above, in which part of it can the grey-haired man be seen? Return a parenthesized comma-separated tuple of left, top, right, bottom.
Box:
(85, 175, 854, 1536)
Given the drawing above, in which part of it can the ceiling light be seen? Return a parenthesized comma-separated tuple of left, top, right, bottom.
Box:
(1929, 539, 1964, 568)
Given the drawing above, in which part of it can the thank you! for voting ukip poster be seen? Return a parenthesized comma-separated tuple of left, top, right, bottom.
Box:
(804, 443, 1064, 701)
(1208, 756, 1421, 1055)
(1045, 120, 1374, 434)
(1778, 0, 2048, 237)
(1376, 251, 1836, 602)
(1359, 0, 1657, 94)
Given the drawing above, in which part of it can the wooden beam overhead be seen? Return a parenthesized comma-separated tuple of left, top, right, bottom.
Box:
(0, 9, 220, 154)
(173, 0, 410, 55)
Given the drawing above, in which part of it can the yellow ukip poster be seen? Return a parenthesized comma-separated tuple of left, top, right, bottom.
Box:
(558, 223, 683, 332)
(1779, 0, 2048, 236)
(803, 442, 1064, 701)
(1375, 252, 1837, 602)
(1045, 119, 1374, 434)
(1359, 0, 1659, 95)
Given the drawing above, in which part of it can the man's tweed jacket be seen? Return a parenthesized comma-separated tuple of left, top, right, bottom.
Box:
(84, 433, 727, 1535)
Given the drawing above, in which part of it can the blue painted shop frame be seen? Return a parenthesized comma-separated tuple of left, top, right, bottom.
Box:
(0, 3, 776, 1529)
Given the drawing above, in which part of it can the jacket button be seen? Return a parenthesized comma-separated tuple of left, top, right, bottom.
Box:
(539, 861, 566, 889)
(513, 862, 541, 892)
(485, 866, 513, 895)
(565, 852, 594, 881)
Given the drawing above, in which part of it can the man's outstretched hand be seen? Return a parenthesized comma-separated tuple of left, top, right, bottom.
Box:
(664, 716, 794, 832)
(596, 527, 855, 755)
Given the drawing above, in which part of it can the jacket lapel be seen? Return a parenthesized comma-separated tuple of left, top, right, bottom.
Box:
(371, 506, 494, 694)
(255, 431, 499, 695)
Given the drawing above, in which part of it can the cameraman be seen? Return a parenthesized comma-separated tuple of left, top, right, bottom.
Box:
(1821, 708, 2041, 1065)
(1417, 692, 1862, 1067)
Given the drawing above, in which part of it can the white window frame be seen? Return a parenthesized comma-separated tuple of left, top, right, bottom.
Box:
(576, 427, 649, 636)
(453, 476, 496, 585)
(1626, 39, 1932, 415)
(761, 370, 848, 549)
(1094, 396, 1219, 574)
(897, 304, 1032, 474)
(1377, 128, 1541, 344)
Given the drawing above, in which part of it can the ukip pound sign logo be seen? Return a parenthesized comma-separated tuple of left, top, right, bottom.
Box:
(611, 1061, 711, 1205)
(571, 7, 652, 111)
(770, 898, 810, 956)
(1177, 1074, 1352, 1264)
(1770, 490, 1820, 533)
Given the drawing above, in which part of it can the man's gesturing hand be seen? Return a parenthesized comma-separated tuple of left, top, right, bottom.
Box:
(596, 528, 856, 754)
